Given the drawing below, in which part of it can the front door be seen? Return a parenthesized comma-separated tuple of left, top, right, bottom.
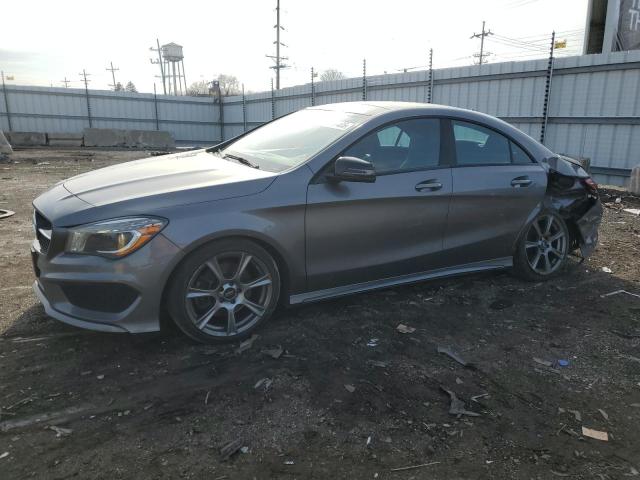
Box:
(305, 117, 452, 292)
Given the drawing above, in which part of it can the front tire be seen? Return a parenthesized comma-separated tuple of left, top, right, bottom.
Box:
(513, 211, 570, 281)
(167, 239, 281, 344)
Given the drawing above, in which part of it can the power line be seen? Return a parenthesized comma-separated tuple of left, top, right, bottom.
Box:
(60, 77, 71, 88)
(266, 0, 289, 90)
(106, 61, 119, 90)
(471, 20, 493, 65)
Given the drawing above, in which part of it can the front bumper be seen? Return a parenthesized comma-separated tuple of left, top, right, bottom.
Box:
(31, 233, 184, 333)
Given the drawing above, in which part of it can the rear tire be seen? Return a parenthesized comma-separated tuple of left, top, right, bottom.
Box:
(167, 239, 281, 344)
(513, 211, 570, 282)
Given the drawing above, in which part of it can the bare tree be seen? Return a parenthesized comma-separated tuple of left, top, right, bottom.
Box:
(320, 69, 346, 81)
(187, 80, 213, 96)
(114, 82, 124, 92)
(125, 81, 137, 93)
(217, 74, 241, 96)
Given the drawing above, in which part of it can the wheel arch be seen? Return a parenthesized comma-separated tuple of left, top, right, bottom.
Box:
(159, 231, 294, 329)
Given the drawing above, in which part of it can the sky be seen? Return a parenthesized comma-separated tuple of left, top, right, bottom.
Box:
(0, 0, 589, 94)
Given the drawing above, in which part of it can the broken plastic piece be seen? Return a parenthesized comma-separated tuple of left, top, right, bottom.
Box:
(441, 386, 480, 417)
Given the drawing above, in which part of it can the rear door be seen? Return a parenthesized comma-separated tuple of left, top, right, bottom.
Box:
(443, 119, 547, 264)
(305, 117, 452, 292)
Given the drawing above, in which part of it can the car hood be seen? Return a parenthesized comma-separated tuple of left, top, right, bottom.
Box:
(63, 149, 276, 207)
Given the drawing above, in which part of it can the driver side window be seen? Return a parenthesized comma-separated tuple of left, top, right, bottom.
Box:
(342, 118, 440, 174)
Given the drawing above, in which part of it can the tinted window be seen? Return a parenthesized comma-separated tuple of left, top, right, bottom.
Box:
(511, 141, 534, 164)
(343, 118, 440, 174)
(453, 121, 511, 165)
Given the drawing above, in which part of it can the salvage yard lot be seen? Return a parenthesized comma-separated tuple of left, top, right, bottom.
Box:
(1, 148, 639, 479)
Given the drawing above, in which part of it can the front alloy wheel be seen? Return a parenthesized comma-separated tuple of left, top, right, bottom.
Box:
(168, 239, 280, 343)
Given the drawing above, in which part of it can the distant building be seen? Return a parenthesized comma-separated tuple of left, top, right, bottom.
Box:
(584, 0, 640, 53)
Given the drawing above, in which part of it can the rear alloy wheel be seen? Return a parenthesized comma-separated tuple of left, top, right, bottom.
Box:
(514, 212, 569, 281)
(168, 239, 280, 343)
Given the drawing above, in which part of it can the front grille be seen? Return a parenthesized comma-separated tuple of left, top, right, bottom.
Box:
(34, 210, 52, 254)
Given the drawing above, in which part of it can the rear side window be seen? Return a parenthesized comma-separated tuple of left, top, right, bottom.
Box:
(453, 121, 511, 165)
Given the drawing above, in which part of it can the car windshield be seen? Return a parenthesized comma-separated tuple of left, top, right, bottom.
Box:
(217, 108, 367, 172)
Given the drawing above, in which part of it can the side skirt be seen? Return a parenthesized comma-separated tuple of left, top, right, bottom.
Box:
(289, 257, 513, 305)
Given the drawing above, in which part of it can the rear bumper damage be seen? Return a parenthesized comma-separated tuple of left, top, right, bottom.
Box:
(575, 200, 603, 257)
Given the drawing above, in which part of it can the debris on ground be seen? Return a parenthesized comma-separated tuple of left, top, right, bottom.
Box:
(437, 346, 471, 367)
(254, 378, 273, 391)
(601, 267, 613, 273)
(396, 324, 415, 334)
(261, 345, 283, 359)
(284, 460, 295, 465)
(581, 426, 608, 441)
(441, 387, 480, 417)
(623, 208, 640, 215)
(533, 357, 553, 368)
(204, 391, 211, 405)
(567, 409, 582, 422)
(390, 461, 441, 472)
(0, 209, 15, 220)
(366, 338, 379, 347)
(235, 335, 259, 354)
(47, 425, 72, 437)
(344, 384, 356, 393)
(601, 289, 640, 299)
(367, 360, 388, 368)
(0, 452, 9, 460)
(471, 393, 489, 403)
(219, 439, 243, 461)
(598, 409, 609, 421)
(556, 359, 570, 367)
(489, 299, 513, 310)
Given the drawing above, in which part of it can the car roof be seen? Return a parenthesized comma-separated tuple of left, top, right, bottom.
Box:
(308, 101, 467, 117)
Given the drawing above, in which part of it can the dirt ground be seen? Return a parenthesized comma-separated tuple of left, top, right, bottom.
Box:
(0, 148, 639, 480)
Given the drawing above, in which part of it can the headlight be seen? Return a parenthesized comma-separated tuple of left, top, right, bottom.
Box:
(66, 217, 167, 259)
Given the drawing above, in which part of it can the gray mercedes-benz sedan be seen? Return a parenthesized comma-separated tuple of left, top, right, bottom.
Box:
(31, 102, 602, 343)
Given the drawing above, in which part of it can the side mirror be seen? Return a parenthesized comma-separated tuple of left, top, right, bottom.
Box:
(331, 156, 376, 183)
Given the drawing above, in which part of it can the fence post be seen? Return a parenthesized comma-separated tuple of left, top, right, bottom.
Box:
(153, 83, 160, 131)
(362, 59, 367, 101)
(311, 67, 316, 106)
(242, 83, 247, 132)
(219, 89, 225, 142)
(1, 71, 12, 132)
(270, 79, 275, 120)
(540, 31, 555, 145)
(427, 49, 434, 104)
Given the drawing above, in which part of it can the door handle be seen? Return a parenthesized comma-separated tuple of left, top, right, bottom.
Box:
(415, 180, 443, 192)
(511, 176, 532, 188)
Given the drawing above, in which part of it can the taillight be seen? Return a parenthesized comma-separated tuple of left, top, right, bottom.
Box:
(581, 177, 598, 195)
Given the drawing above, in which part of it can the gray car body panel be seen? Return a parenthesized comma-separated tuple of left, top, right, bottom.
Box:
(31, 102, 601, 334)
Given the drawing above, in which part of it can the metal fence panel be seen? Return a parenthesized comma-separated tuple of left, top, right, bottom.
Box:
(1, 51, 640, 184)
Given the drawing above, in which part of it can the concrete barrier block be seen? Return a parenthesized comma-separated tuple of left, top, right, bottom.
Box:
(83, 128, 127, 147)
(629, 165, 640, 195)
(5, 131, 47, 146)
(47, 132, 84, 147)
(0, 131, 13, 155)
(124, 130, 175, 149)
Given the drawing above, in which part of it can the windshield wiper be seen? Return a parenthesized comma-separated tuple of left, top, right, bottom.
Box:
(223, 153, 260, 169)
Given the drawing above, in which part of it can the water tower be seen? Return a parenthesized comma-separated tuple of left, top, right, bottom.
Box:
(161, 42, 187, 95)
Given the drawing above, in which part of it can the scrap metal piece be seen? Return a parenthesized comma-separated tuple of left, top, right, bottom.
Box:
(440, 386, 480, 417)
(0, 209, 15, 220)
(437, 346, 470, 367)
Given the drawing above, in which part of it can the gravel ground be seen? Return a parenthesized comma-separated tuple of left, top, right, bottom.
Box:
(0, 148, 639, 479)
